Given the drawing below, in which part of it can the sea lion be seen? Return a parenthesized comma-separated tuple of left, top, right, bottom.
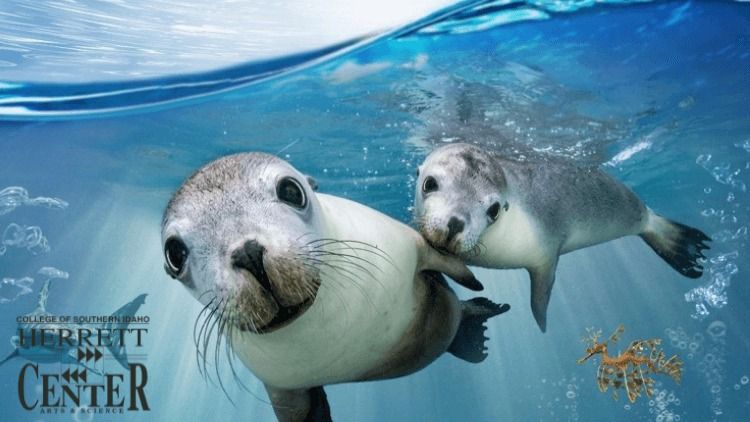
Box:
(414, 143, 710, 332)
(161, 152, 510, 422)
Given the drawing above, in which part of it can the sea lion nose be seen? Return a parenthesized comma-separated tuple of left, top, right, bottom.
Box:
(446, 217, 465, 243)
(231, 240, 271, 291)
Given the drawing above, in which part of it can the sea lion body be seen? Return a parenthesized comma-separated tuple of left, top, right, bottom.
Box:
(233, 194, 462, 389)
(415, 143, 709, 332)
(161, 152, 508, 421)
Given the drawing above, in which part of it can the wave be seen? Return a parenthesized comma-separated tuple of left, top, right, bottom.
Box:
(0, 0, 732, 120)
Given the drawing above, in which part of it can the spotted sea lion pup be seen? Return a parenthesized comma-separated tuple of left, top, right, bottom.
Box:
(414, 143, 710, 332)
(161, 152, 510, 422)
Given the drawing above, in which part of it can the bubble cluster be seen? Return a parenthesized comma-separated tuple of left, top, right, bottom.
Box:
(702, 322, 727, 417)
(696, 154, 746, 192)
(38, 267, 69, 280)
(665, 326, 704, 359)
(734, 138, 750, 153)
(0, 186, 68, 216)
(0, 223, 50, 256)
(665, 322, 728, 418)
(647, 386, 682, 422)
(689, 146, 748, 320)
(0, 186, 69, 305)
(0, 266, 69, 305)
(0, 276, 34, 304)
(684, 252, 739, 320)
(541, 375, 580, 422)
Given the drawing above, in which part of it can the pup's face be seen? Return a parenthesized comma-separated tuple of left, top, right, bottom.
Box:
(414, 144, 507, 258)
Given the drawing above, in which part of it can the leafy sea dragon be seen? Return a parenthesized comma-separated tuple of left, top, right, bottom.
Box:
(0, 278, 147, 372)
(577, 324, 683, 403)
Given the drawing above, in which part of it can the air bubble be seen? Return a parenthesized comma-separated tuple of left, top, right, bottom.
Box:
(706, 321, 727, 339)
(0, 186, 68, 216)
(1, 224, 50, 256)
(566, 390, 576, 399)
(741, 375, 749, 385)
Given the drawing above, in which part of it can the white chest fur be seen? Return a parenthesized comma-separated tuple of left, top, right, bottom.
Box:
(468, 204, 545, 269)
(231, 194, 419, 389)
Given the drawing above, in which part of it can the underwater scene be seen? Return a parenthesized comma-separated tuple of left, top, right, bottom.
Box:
(0, 0, 749, 421)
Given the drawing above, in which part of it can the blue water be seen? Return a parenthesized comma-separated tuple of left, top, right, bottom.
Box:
(1, 1, 749, 421)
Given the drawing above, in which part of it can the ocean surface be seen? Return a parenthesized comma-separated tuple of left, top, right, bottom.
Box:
(1, 1, 749, 421)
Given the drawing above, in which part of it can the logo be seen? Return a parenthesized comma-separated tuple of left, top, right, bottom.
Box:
(2, 279, 150, 416)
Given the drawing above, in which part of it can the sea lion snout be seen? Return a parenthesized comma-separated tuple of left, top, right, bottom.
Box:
(227, 236, 322, 333)
(231, 239, 270, 291)
(446, 216, 465, 243)
(421, 213, 470, 255)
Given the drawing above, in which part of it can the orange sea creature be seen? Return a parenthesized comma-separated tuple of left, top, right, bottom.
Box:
(577, 324, 683, 403)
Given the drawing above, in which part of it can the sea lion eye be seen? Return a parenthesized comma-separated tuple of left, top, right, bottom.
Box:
(164, 236, 189, 278)
(487, 202, 501, 222)
(277, 177, 307, 209)
(422, 176, 438, 194)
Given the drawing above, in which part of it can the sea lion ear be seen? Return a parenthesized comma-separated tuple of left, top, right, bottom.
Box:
(306, 176, 318, 191)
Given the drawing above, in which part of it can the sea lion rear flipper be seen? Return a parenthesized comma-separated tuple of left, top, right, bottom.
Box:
(529, 258, 558, 333)
(416, 235, 484, 291)
(265, 385, 332, 422)
(640, 211, 711, 278)
(448, 297, 510, 363)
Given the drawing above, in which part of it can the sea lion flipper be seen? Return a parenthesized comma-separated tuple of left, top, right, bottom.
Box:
(448, 297, 510, 363)
(265, 385, 332, 422)
(640, 211, 711, 278)
(416, 236, 484, 291)
(529, 259, 558, 333)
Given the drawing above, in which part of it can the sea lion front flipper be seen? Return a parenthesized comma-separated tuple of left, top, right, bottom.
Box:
(265, 385, 332, 422)
(448, 297, 510, 363)
(529, 258, 558, 333)
(415, 234, 484, 291)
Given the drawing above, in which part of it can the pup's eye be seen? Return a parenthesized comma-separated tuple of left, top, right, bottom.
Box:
(487, 202, 501, 221)
(165, 237, 189, 278)
(277, 177, 307, 209)
(422, 176, 438, 194)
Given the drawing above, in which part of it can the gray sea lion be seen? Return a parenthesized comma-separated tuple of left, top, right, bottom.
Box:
(161, 152, 510, 422)
(414, 143, 710, 332)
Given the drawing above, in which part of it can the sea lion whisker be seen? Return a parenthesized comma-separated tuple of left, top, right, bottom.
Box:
(297, 260, 365, 314)
(203, 301, 223, 368)
(303, 253, 380, 281)
(200, 300, 224, 382)
(308, 248, 387, 273)
(299, 254, 379, 292)
(194, 298, 219, 380)
(211, 300, 238, 408)
(307, 238, 394, 264)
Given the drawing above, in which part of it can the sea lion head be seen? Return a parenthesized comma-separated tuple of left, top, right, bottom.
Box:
(161, 152, 324, 334)
(414, 143, 508, 258)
